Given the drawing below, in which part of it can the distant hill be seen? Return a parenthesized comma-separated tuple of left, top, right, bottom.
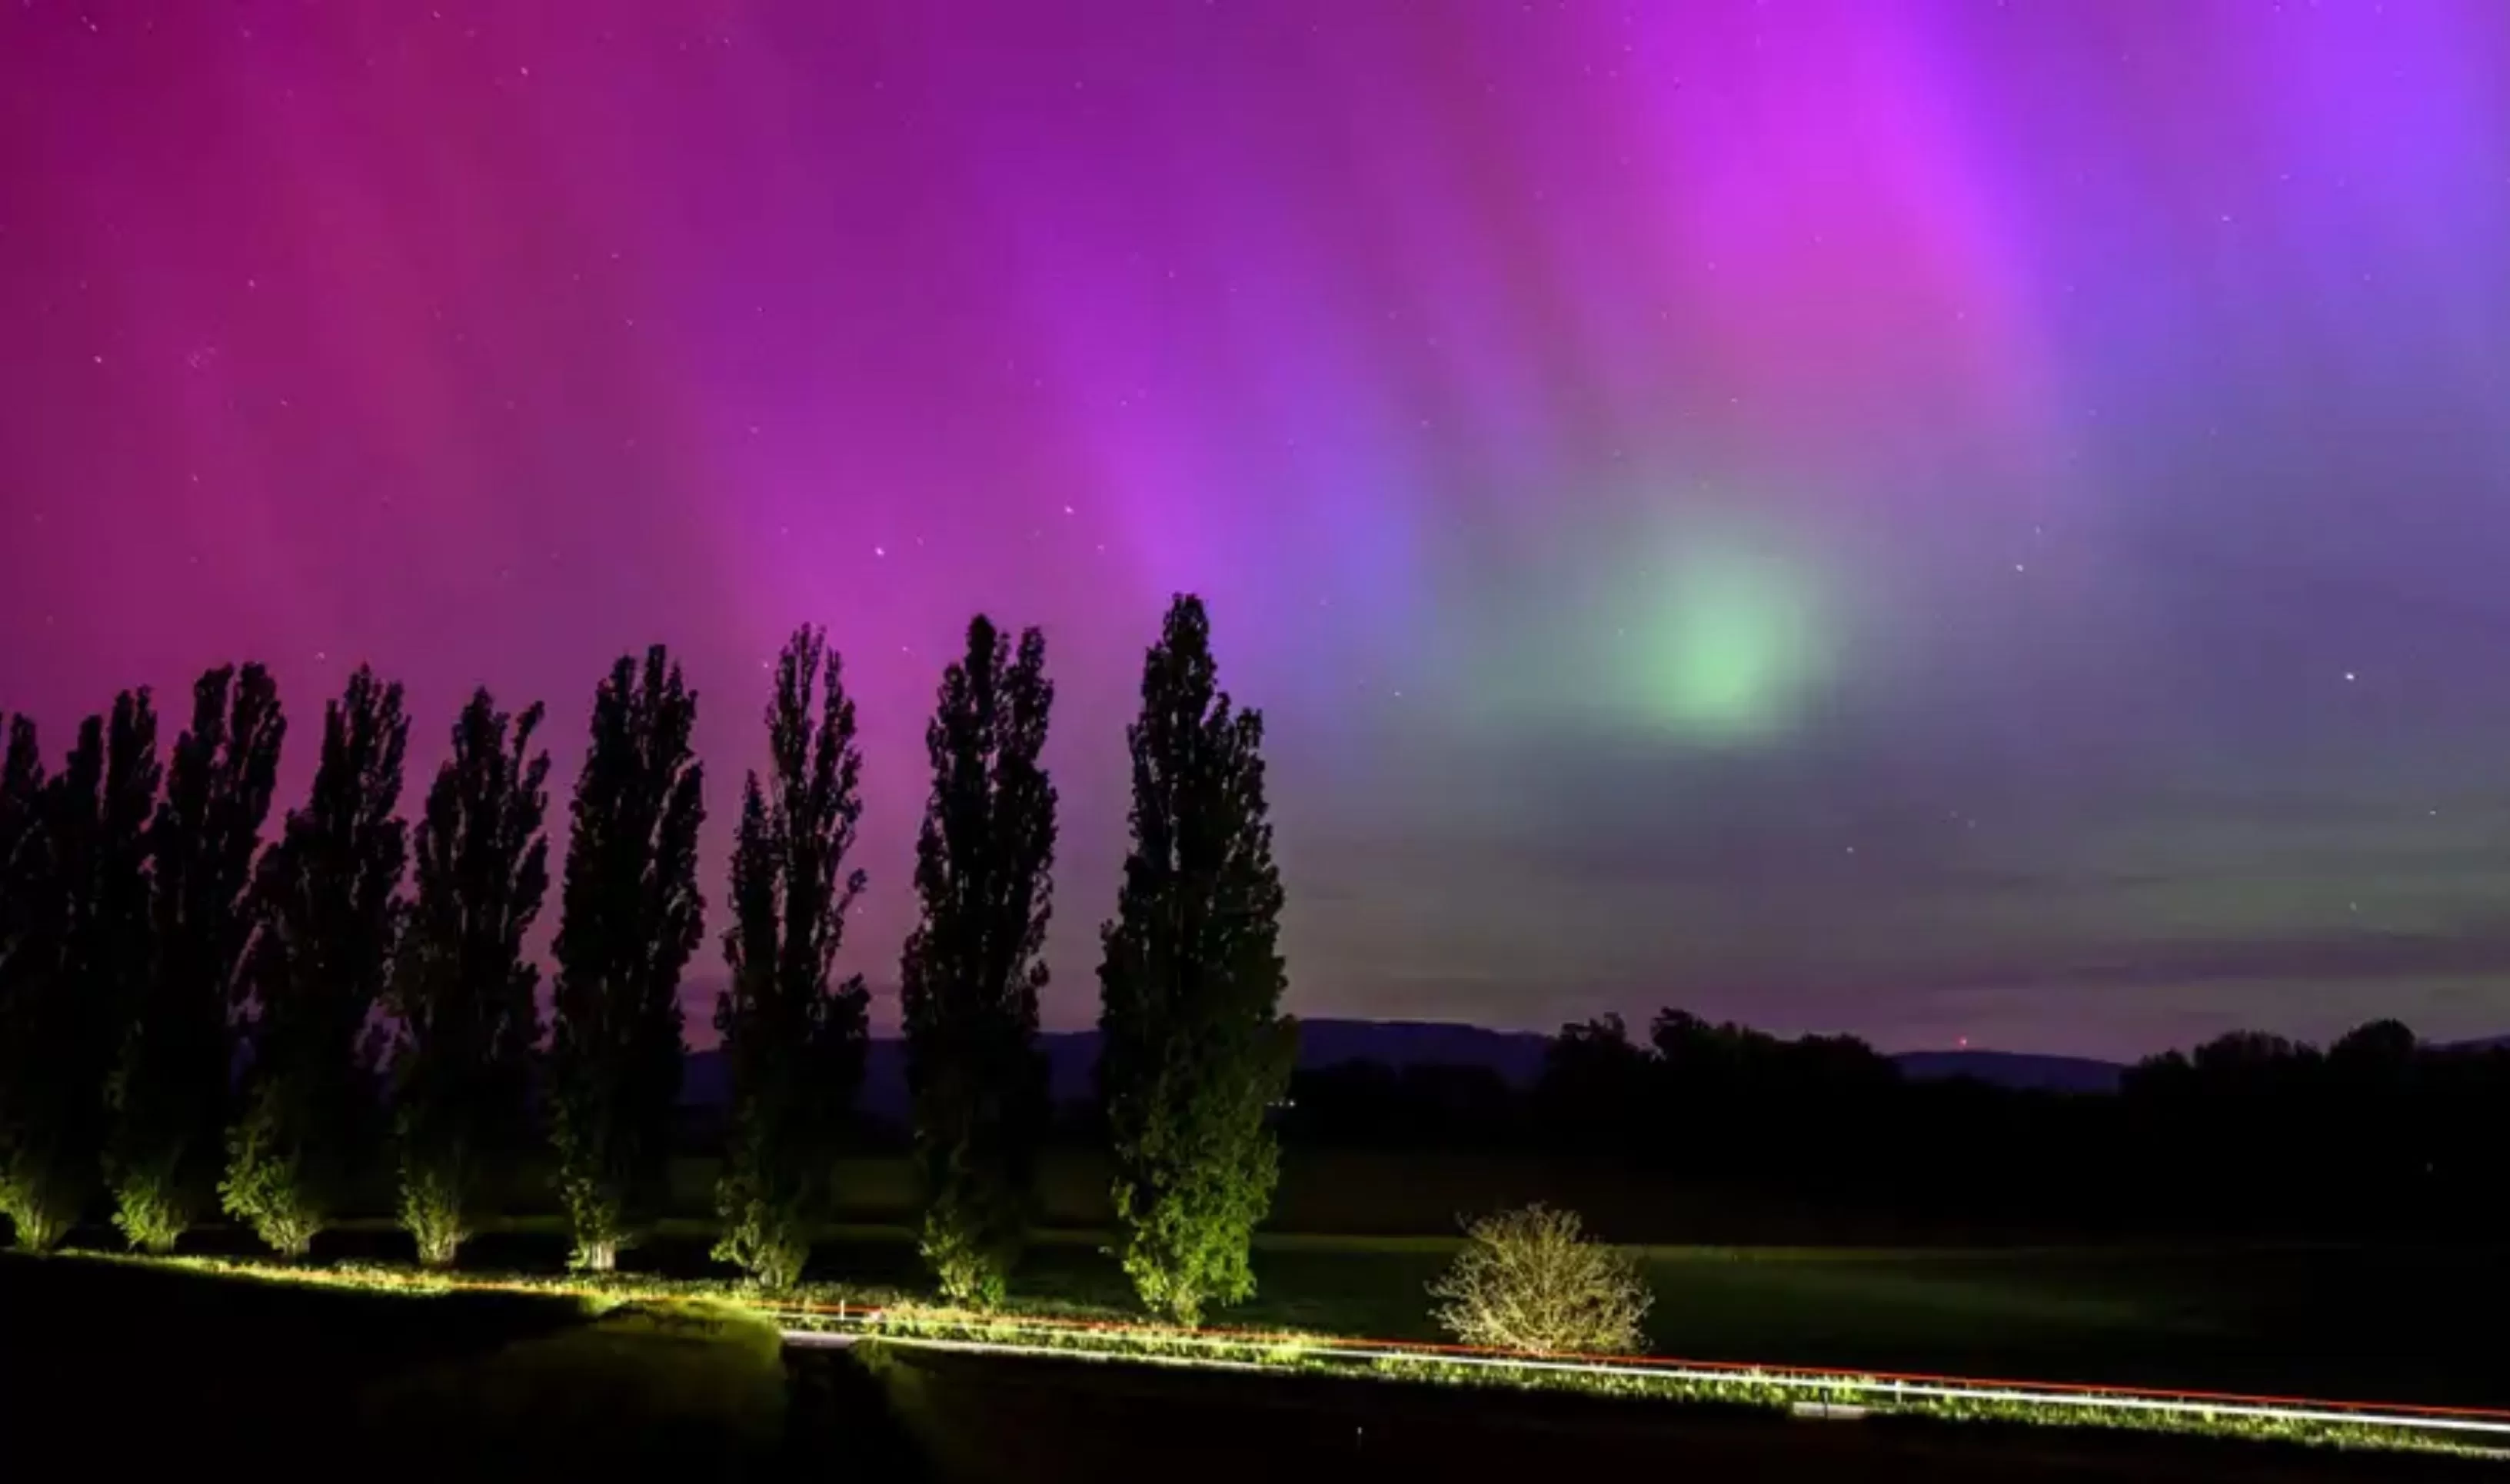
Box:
(685, 1019, 1553, 1121)
(684, 1018, 2129, 1117)
(1891, 1049, 2125, 1095)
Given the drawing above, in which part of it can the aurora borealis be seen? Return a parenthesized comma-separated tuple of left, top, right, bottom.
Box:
(7, 2, 2510, 1059)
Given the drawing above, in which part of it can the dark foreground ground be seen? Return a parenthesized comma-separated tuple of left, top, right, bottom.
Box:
(802, 1345, 2503, 1484)
(2, 1254, 2499, 1483)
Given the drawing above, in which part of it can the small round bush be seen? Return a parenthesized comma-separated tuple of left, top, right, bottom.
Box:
(1427, 1203, 1653, 1356)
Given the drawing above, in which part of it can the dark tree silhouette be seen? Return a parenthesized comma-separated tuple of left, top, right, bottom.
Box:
(18, 695, 161, 1248)
(900, 616, 1057, 1305)
(0, 714, 67, 1247)
(1098, 596, 1295, 1323)
(714, 626, 870, 1289)
(388, 690, 550, 1268)
(112, 665, 283, 1250)
(223, 667, 409, 1256)
(1533, 1013, 1651, 1149)
(551, 646, 706, 1270)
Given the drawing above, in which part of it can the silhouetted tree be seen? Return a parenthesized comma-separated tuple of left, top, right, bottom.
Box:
(1098, 596, 1294, 1323)
(388, 690, 550, 1267)
(551, 647, 705, 1270)
(1282, 1060, 1520, 1149)
(2330, 1018, 2418, 1072)
(2325, 1018, 2422, 1213)
(19, 696, 161, 1247)
(1534, 1013, 1650, 1147)
(222, 667, 409, 1256)
(0, 714, 66, 1247)
(901, 616, 1057, 1305)
(110, 665, 282, 1250)
(714, 627, 870, 1289)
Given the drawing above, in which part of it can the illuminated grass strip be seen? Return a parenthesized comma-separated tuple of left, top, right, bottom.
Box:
(75, 1254, 2510, 1457)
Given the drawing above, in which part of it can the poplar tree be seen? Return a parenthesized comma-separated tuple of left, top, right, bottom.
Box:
(223, 666, 409, 1256)
(900, 616, 1056, 1305)
(550, 647, 705, 1270)
(112, 664, 284, 1250)
(713, 626, 869, 1289)
(5, 695, 161, 1248)
(0, 714, 68, 1247)
(388, 690, 549, 1267)
(1097, 597, 1296, 1324)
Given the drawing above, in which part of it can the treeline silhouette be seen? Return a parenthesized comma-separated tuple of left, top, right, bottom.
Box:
(10, 597, 2502, 1269)
(0, 597, 1296, 1319)
(1280, 1010, 2510, 1239)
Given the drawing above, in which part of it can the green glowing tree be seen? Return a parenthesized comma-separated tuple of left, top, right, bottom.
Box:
(900, 616, 1057, 1306)
(713, 626, 871, 1290)
(1097, 596, 1296, 1325)
(111, 665, 285, 1251)
(387, 690, 550, 1268)
(222, 667, 409, 1256)
(551, 647, 706, 1271)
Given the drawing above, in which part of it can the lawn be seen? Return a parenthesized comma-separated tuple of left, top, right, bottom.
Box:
(8, 1243, 2500, 1478)
(15, 1250, 2489, 1476)
(163, 1209, 2510, 1409)
(372, 1146, 2114, 1243)
(940, 1237, 2510, 1408)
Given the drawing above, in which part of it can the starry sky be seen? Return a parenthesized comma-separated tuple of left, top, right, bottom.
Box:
(7, 2, 2510, 1060)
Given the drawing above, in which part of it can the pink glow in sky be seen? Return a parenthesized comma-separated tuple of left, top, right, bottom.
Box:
(8, 2, 2510, 1058)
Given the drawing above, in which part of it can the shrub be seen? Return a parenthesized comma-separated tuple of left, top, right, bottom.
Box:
(399, 1163, 471, 1269)
(1427, 1203, 1653, 1356)
(220, 1100, 324, 1257)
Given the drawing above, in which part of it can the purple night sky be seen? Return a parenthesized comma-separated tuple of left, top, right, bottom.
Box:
(6, 2, 2510, 1060)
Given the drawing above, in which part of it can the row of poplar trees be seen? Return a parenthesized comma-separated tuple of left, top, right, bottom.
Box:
(0, 594, 1293, 1321)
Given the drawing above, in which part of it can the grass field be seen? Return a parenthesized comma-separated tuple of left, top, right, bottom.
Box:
(152, 1209, 2510, 1410)
(857, 1233, 2508, 1408)
(7, 1247, 2498, 1479)
(332, 1146, 2126, 1244)
(126, 1134, 2488, 1416)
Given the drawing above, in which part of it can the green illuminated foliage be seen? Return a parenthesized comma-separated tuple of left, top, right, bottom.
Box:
(1097, 596, 1296, 1325)
(901, 617, 1057, 1307)
(551, 647, 705, 1271)
(714, 627, 870, 1291)
(388, 690, 550, 1268)
(221, 667, 409, 1257)
(112, 665, 283, 1252)
(1428, 1203, 1653, 1356)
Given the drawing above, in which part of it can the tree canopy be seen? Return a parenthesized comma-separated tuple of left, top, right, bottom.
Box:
(112, 665, 282, 1251)
(714, 626, 870, 1289)
(1097, 596, 1294, 1324)
(900, 616, 1057, 1305)
(550, 646, 706, 1270)
(388, 689, 550, 1268)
